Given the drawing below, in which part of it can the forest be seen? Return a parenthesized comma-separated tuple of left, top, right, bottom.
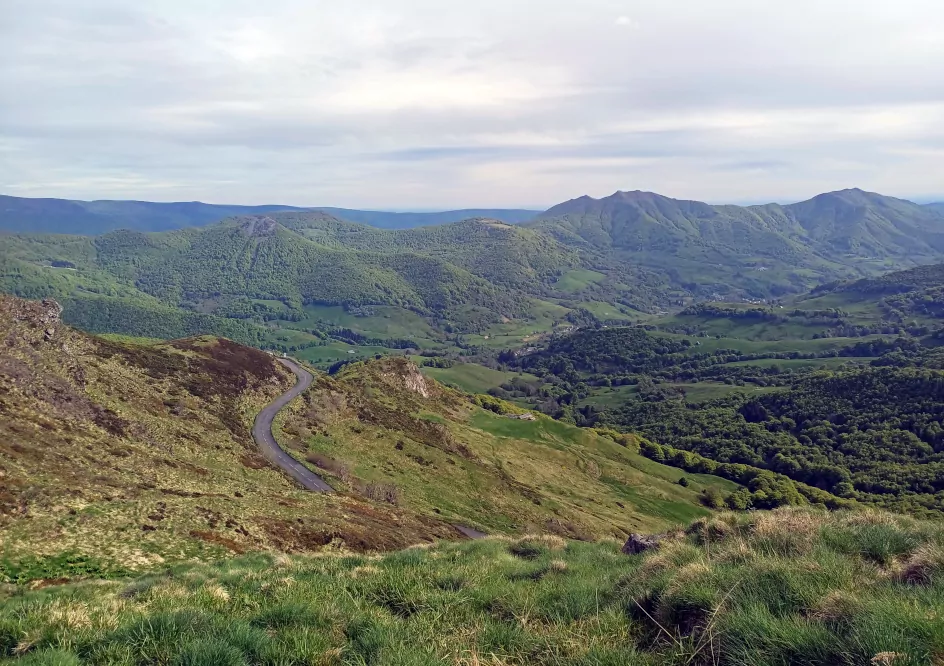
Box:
(498, 324, 944, 515)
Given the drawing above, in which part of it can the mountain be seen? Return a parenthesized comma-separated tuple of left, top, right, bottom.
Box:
(781, 188, 944, 258)
(926, 202, 944, 215)
(0, 194, 538, 234)
(528, 188, 944, 300)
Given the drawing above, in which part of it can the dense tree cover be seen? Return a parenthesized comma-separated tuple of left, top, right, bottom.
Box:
(496, 323, 944, 514)
(637, 439, 852, 511)
(504, 326, 911, 386)
(60, 296, 269, 346)
(0, 218, 541, 337)
(592, 365, 944, 515)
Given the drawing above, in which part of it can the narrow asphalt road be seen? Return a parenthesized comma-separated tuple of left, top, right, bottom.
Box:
(254, 357, 486, 539)
(252, 358, 334, 492)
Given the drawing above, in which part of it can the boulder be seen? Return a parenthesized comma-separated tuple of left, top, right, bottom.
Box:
(622, 532, 664, 555)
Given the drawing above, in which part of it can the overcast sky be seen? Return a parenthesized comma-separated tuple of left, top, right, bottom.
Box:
(1, 0, 942, 209)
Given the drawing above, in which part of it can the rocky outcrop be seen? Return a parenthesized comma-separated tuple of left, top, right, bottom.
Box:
(622, 532, 666, 555)
(379, 358, 431, 398)
(4, 296, 64, 345)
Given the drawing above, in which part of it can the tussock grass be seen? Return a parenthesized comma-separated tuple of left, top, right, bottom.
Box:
(3, 509, 944, 665)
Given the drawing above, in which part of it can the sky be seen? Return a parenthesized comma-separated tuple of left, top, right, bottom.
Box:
(1, 0, 942, 209)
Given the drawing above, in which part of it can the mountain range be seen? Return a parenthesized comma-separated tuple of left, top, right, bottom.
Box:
(2, 188, 944, 345)
(529, 188, 944, 299)
(0, 195, 538, 234)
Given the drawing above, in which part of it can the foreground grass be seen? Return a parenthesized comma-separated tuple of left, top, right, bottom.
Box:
(3, 508, 943, 665)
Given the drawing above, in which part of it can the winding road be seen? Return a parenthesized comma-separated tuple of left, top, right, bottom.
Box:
(254, 357, 486, 539)
(252, 358, 334, 492)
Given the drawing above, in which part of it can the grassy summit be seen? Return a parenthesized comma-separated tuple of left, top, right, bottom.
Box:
(2, 508, 942, 665)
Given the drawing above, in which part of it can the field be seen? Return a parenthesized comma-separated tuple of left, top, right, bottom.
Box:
(725, 356, 876, 370)
(580, 382, 782, 408)
(655, 332, 888, 355)
(294, 341, 395, 367)
(286, 305, 441, 343)
(574, 300, 642, 322)
(553, 269, 606, 292)
(417, 363, 541, 395)
(7, 508, 944, 666)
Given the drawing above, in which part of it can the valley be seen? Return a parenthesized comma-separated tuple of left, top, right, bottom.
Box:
(2, 189, 944, 665)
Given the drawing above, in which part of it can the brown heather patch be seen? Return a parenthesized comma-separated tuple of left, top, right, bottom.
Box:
(189, 530, 250, 554)
(896, 543, 944, 586)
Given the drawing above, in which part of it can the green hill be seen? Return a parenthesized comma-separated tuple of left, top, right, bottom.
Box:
(272, 212, 582, 291)
(0, 218, 537, 339)
(802, 263, 944, 329)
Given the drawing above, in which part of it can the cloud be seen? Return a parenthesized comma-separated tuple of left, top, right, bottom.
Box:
(1, 0, 942, 208)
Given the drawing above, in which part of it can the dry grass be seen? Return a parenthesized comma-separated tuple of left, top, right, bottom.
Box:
(896, 543, 944, 585)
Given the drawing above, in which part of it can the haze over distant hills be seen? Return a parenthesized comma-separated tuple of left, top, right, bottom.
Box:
(0, 194, 539, 234)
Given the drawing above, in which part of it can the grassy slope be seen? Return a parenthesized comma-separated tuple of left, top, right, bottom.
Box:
(0, 297, 464, 571)
(277, 358, 733, 538)
(2, 296, 731, 576)
(416, 363, 542, 395)
(4, 508, 943, 665)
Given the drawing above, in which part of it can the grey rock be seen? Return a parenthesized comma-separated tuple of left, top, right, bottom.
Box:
(622, 532, 664, 555)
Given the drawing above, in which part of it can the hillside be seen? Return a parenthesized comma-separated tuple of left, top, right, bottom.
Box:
(528, 188, 944, 300)
(0, 295, 734, 573)
(0, 295, 474, 569)
(0, 218, 535, 337)
(0, 195, 538, 234)
(499, 323, 944, 514)
(800, 263, 944, 330)
(271, 212, 582, 291)
(6, 508, 944, 665)
(816, 263, 944, 296)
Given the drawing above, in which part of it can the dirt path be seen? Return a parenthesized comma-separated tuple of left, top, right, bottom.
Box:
(252, 358, 334, 492)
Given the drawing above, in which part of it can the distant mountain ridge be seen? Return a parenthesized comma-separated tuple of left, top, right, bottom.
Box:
(0, 194, 538, 234)
(527, 188, 944, 300)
